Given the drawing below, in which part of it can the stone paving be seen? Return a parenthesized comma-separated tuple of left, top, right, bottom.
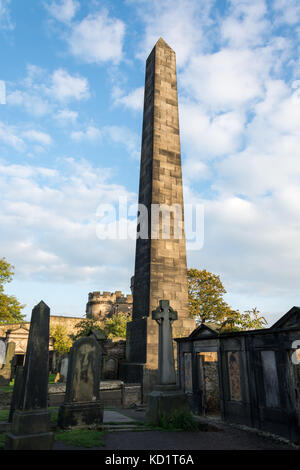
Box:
(53, 408, 298, 451)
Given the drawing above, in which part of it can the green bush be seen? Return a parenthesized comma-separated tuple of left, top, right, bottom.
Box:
(157, 411, 199, 432)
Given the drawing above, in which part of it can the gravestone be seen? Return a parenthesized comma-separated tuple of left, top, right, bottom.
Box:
(5, 301, 54, 450)
(59, 356, 69, 383)
(145, 300, 190, 425)
(0, 340, 6, 368)
(0, 342, 15, 386)
(8, 366, 24, 423)
(58, 336, 103, 428)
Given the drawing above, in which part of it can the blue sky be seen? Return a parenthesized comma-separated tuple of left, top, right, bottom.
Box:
(1, 0, 300, 325)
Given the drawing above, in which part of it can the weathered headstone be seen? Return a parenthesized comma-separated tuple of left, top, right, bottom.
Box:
(5, 301, 54, 450)
(59, 356, 69, 383)
(0, 342, 15, 386)
(8, 366, 24, 423)
(58, 336, 103, 428)
(0, 340, 6, 368)
(145, 300, 190, 425)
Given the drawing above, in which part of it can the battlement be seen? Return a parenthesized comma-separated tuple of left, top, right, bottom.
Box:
(86, 290, 133, 321)
(87, 291, 133, 304)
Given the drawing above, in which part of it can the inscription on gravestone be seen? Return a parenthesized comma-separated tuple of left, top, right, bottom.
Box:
(58, 336, 103, 428)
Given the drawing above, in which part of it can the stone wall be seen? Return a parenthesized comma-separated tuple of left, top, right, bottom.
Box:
(48, 381, 141, 408)
(0, 316, 83, 355)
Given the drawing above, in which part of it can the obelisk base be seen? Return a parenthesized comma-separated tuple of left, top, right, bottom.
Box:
(5, 409, 54, 450)
(145, 384, 191, 426)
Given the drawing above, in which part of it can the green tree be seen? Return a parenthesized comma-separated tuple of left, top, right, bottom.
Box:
(187, 268, 267, 332)
(219, 307, 267, 332)
(188, 268, 228, 323)
(50, 325, 73, 356)
(0, 258, 25, 323)
(72, 318, 106, 341)
(104, 311, 131, 339)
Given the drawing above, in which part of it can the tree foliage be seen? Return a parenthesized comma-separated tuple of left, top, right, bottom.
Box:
(0, 258, 25, 323)
(50, 325, 73, 356)
(72, 312, 131, 341)
(72, 318, 106, 341)
(187, 268, 267, 332)
(104, 311, 131, 339)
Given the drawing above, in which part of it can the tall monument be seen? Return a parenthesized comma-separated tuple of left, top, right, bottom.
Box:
(121, 38, 195, 397)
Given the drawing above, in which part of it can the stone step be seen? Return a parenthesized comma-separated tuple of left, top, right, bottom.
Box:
(101, 424, 149, 432)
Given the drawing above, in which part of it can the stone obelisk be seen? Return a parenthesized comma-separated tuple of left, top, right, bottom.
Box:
(121, 38, 195, 398)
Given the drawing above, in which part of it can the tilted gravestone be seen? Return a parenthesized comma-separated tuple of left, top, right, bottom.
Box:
(145, 300, 190, 425)
(5, 301, 54, 450)
(0, 342, 15, 386)
(58, 336, 103, 428)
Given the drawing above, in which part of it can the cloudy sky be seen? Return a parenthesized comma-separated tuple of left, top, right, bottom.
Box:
(0, 0, 300, 325)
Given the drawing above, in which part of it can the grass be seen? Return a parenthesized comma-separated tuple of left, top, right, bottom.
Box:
(0, 374, 56, 393)
(0, 410, 9, 422)
(0, 434, 5, 450)
(0, 379, 14, 393)
(55, 429, 105, 448)
(49, 408, 59, 425)
(48, 374, 57, 384)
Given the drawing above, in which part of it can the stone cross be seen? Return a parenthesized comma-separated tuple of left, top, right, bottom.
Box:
(152, 300, 178, 386)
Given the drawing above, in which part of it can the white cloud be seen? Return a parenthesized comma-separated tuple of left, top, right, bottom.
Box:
(134, 0, 212, 67)
(103, 126, 140, 159)
(67, 10, 125, 64)
(0, 122, 53, 152)
(183, 160, 211, 183)
(47, 68, 90, 102)
(70, 124, 140, 159)
(0, 122, 24, 150)
(45, 0, 79, 23)
(180, 103, 245, 159)
(55, 108, 78, 124)
(221, 0, 270, 48)
(181, 48, 269, 111)
(7, 90, 51, 117)
(22, 130, 52, 146)
(0, 0, 14, 31)
(113, 86, 144, 111)
(71, 126, 101, 142)
(273, 0, 300, 25)
(7, 65, 90, 121)
(0, 158, 136, 283)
